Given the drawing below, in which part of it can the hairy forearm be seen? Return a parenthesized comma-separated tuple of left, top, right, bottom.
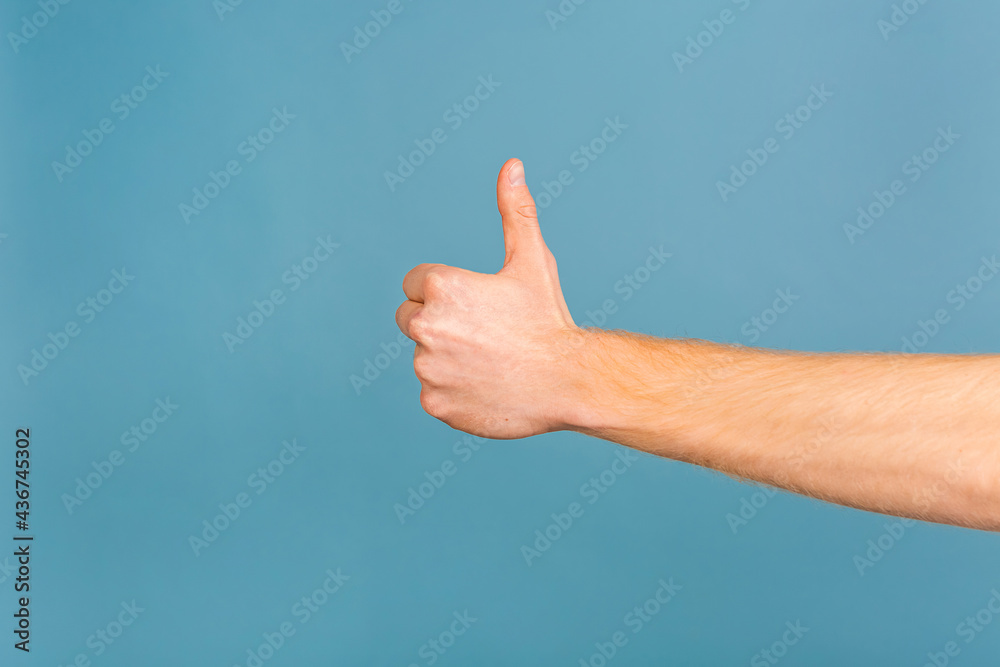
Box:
(563, 330, 1000, 531)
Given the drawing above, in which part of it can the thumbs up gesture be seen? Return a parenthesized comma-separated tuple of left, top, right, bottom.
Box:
(396, 159, 586, 438)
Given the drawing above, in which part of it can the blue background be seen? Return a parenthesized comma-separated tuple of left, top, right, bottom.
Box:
(3, 0, 1000, 664)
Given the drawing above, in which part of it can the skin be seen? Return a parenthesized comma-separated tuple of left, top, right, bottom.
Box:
(396, 159, 1000, 532)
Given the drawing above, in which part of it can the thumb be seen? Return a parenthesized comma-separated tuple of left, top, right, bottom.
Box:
(497, 158, 547, 269)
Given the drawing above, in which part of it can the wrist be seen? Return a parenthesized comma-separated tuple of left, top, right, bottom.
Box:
(553, 330, 749, 455)
(551, 328, 682, 437)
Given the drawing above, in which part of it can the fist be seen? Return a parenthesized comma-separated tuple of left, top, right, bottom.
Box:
(396, 159, 586, 439)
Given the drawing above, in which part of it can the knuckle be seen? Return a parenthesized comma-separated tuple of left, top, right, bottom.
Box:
(412, 262, 438, 275)
(419, 389, 447, 419)
(394, 301, 409, 325)
(404, 263, 430, 289)
(407, 314, 430, 342)
(412, 352, 432, 379)
(516, 204, 538, 220)
(425, 268, 466, 302)
(423, 269, 451, 298)
(544, 247, 558, 271)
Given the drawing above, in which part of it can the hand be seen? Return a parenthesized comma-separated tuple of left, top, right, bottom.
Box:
(396, 159, 585, 439)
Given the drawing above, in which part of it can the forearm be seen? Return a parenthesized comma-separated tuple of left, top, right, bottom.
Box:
(564, 330, 1000, 531)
